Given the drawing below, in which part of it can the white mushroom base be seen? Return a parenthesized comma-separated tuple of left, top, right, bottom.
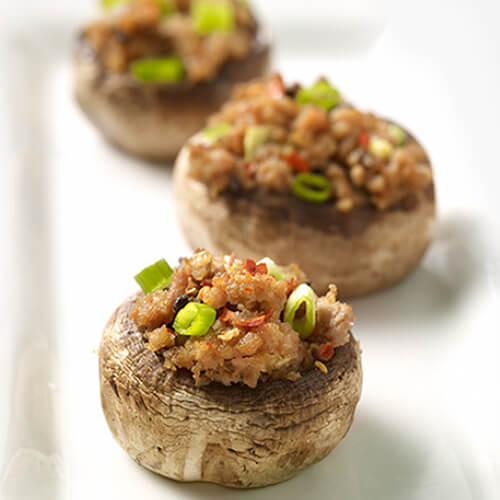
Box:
(174, 145, 436, 298)
(99, 296, 363, 488)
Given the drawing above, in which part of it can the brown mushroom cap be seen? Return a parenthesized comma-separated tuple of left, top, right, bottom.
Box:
(173, 141, 436, 298)
(74, 35, 270, 162)
(99, 294, 362, 488)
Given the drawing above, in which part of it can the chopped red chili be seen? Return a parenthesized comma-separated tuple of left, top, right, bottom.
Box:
(244, 259, 257, 275)
(319, 343, 335, 361)
(200, 280, 212, 288)
(234, 309, 273, 328)
(219, 308, 235, 323)
(255, 263, 268, 274)
(286, 277, 298, 297)
(220, 308, 273, 329)
(358, 131, 369, 149)
(282, 151, 310, 173)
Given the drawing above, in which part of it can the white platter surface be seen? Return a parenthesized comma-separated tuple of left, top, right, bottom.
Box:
(1, 1, 499, 499)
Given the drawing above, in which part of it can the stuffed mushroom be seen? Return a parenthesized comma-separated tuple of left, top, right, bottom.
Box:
(174, 74, 436, 297)
(75, 0, 270, 161)
(99, 250, 362, 488)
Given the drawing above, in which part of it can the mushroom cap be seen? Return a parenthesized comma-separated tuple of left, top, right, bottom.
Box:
(173, 141, 436, 298)
(99, 294, 362, 488)
(74, 35, 270, 162)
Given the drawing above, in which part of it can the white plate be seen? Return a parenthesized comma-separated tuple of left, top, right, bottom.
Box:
(1, 1, 499, 499)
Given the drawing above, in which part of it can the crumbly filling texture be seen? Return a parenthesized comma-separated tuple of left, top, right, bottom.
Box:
(81, 0, 256, 82)
(188, 74, 433, 211)
(130, 250, 354, 388)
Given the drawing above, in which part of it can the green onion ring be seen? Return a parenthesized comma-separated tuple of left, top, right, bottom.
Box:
(173, 302, 217, 337)
(284, 284, 317, 339)
(291, 173, 332, 203)
(134, 259, 173, 294)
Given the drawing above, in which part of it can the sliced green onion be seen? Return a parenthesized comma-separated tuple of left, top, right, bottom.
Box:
(173, 302, 216, 337)
(369, 136, 393, 158)
(284, 284, 316, 339)
(291, 173, 332, 204)
(244, 125, 271, 161)
(257, 257, 286, 281)
(134, 259, 173, 294)
(296, 80, 340, 111)
(152, 0, 176, 16)
(191, 0, 235, 35)
(101, 0, 129, 9)
(388, 124, 407, 146)
(132, 57, 184, 83)
(203, 123, 232, 143)
(102, 0, 174, 15)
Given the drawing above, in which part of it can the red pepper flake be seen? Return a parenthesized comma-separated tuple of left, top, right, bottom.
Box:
(228, 252, 236, 267)
(358, 131, 370, 149)
(267, 78, 286, 99)
(286, 278, 298, 297)
(282, 151, 310, 173)
(319, 343, 335, 361)
(234, 309, 273, 329)
(255, 263, 268, 275)
(200, 280, 212, 288)
(219, 308, 235, 323)
(206, 341, 214, 350)
(244, 258, 257, 275)
(244, 287, 252, 292)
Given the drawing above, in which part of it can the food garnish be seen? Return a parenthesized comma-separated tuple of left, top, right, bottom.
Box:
(257, 257, 286, 281)
(282, 151, 310, 173)
(191, 0, 235, 35)
(203, 123, 232, 143)
(132, 57, 185, 83)
(296, 80, 340, 111)
(284, 283, 316, 339)
(101, 0, 129, 9)
(244, 125, 272, 161)
(134, 258, 173, 293)
(173, 302, 217, 336)
(388, 124, 407, 146)
(291, 173, 332, 203)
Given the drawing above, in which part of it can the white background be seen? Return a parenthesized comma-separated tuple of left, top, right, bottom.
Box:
(1, 1, 499, 499)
